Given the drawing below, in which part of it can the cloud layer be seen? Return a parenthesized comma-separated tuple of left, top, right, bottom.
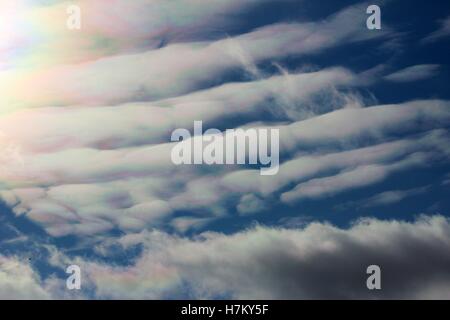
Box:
(0, 0, 449, 300)
(5, 216, 450, 299)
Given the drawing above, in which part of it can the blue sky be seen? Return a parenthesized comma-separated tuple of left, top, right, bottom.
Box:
(0, 0, 450, 299)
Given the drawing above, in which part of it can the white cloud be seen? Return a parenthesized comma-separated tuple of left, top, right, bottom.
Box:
(0, 255, 50, 299)
(281, 153, 430, 203)
(0, 67, 356, 153)
(1, 100, 449, 237)
(0, 3, 390, 112)
(0, 0, 297, 69)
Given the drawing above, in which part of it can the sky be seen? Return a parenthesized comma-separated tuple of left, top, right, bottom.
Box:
(0, 0, 450, 299)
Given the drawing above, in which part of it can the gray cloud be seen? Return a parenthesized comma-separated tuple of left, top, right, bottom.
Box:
(4, 215, 450, 299)
(74, 215, 450, 299)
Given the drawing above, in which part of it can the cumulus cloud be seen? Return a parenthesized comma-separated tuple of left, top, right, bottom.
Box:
(3, 215, 450, 299)
(73, 215, 450, 299)
(0, 255, 50, 299)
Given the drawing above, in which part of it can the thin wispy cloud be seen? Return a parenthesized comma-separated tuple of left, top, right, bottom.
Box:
(422, 15, 450, 43)
(384, 64, 440, 82)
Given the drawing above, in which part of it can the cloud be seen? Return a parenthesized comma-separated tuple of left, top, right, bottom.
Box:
(222, 103, 450, 197)
(1, 100, 449, 237)
(0, 2, 410, 239)
(422, 15, 450, 43)
(0, 255, 51, 299)
(237, 194, 266, 216)
(280, 154, 430, 203)
(3, 215, 450, 299)
(0, 2, 391, 113)
(0, 0, 296, 69)
(0, 1, 449, 300)
(0, 67, 356, 154)
(76, 215, 450, 299)
(384, 64, 440, 83)
(443, 173, 450, 186)
(337, 186, 431, 210)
